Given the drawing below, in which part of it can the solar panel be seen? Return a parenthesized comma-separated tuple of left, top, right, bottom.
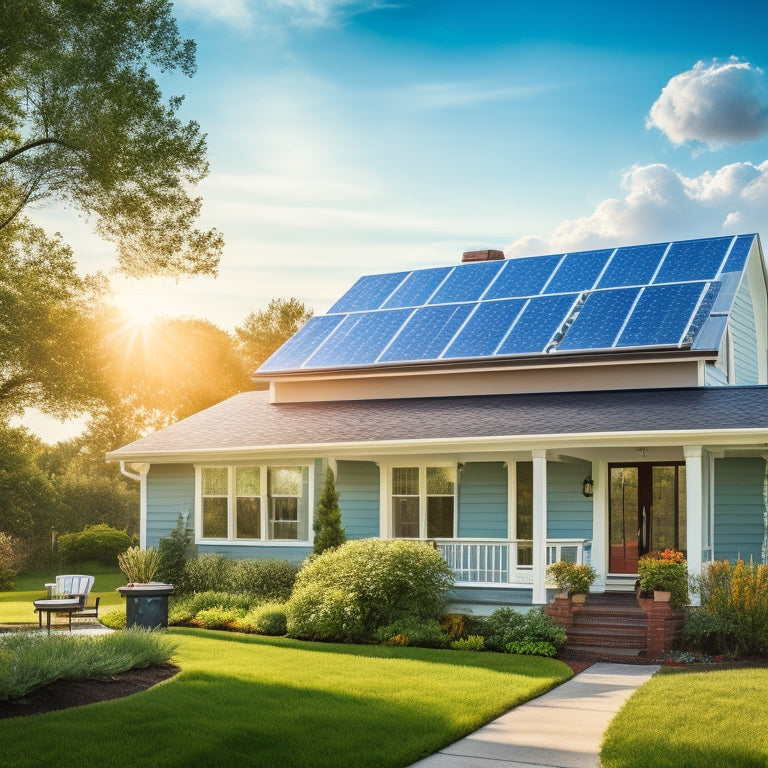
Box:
(722, 234, 754, 273)
(597, 243, 668, 288)
(328, 271, 409, 313)
(379, 303, 474, 362)
(441, 299, 527, 358)
(383, 266, 452, 309)
(428, 259, 506, 304)
(496, 294, 579, 355)
(617, 283, 708, 347)
(259, 314, 346, 371)
(483, 254, 562, 299)
(653, 237, 731, 284)
(543, 250, 614, 294)
(558, 288, 640, 351)
(306, 309, 413, 367)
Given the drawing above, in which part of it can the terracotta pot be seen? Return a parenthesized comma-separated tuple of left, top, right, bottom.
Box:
(570, 593, 588, 604)
(653, 590, 672, 602)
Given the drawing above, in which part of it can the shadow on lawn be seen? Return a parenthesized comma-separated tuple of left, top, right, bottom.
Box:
(169, 626, 570, 679)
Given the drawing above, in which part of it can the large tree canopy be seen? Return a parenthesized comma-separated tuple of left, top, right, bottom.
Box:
(0, 0, 222, 278)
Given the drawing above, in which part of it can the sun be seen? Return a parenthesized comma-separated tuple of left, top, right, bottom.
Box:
(110, 279, 171, 329)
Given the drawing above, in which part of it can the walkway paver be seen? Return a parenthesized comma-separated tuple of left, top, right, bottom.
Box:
(410, 662, 658, 768)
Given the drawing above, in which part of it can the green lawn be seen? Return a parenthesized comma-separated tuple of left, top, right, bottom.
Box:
(601, 667, 768, 768)
(1, 570, 125, 624)
(0, 628, 571, 768)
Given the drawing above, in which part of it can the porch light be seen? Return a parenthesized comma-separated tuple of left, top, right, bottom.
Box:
(582, 476, 594, 498)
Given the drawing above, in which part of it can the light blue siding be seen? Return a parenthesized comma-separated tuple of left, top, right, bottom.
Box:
(714, 457, 767, 562)
(705, 362, 729, 386)
(458, 462, 508, 537)
(546, 461, 593, 539)
(730, 277, 759, 384)
(146, 464, 195, 548)
(450, 585, 532, 611)
(197, 543, 310, 563)
(337, 460, 380, 539)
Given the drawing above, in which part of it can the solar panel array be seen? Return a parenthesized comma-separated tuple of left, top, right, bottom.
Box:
(260, 234, 756, 373)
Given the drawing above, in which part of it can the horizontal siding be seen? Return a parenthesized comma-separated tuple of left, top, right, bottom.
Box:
(449, 585, 532, 610)
(197, 543, 310, 563)
(337, 460, 380, 539)
(146, 464, 195, 548)
(546, 461, 593, 539)
(705, 363, 728, 386)
(714, 457, 766, 562)
(458, 462, 508, 538)
(730, 277, 759, 385)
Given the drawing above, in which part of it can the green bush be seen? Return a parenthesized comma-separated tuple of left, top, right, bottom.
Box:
(313, 467, 346, 554)
(450, 635, 485, 651)
(183, 553, 233, 593)
(547, 560, 597, 595)
(481, 606, 526, 652)
(238, 602, 288, 635)
(192, 607, 245, 629)
(225, 558, 299, 601)
(168, 591, 257, 626)
(0, 628, 175, 702)
(373, 618, 448, 648)
(481, 607, 566, 653)
(157, 516, 195, 591)
(505, 640, 558, 657)
(638, 551, 689, 609)
(100, 609, 127, 630)
(285, 539, 454, 642)
(0, 532, 20, 591)
(57, 524, 133, 567)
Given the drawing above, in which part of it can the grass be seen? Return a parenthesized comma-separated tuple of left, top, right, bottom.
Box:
(601, 666, 768, 768)
(0, 628, 571, 768)
(1, 570, 125, 625)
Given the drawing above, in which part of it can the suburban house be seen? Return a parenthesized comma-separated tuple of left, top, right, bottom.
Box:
(108, 233, 768, 615)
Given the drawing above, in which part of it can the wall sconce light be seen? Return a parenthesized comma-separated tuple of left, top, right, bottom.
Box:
(582, 476, 594, 498)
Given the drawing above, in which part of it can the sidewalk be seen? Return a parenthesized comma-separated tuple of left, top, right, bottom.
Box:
(409, 662, 658, 768)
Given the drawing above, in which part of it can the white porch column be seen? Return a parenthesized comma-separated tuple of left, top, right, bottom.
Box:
(532, 449, 548, 605)
(590, 460, 608, 592)
(684, 445, 703, 607)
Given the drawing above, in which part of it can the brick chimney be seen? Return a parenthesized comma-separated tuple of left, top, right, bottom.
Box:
(462, 249, 505, 263)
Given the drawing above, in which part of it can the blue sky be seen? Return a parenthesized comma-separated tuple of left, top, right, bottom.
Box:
(23, 0, 768, 439)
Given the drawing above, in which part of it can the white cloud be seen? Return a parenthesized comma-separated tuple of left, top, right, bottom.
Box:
(506, 160, 768, 256)
(397, 81, 558, 110)
(647, 58, 768, 146)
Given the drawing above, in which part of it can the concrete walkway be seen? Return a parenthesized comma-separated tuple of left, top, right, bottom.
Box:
(410, 662, 658, 768)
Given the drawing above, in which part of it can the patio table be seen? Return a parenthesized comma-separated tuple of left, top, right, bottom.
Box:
(33, 598, 82, 633)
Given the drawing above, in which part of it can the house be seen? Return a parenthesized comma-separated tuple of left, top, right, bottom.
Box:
(108, 234, 768, 613)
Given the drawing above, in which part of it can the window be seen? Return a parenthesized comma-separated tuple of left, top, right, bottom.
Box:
(198, 465, 311, 542)
(391, 466, 455, 538)
(515, 462, 533, 565)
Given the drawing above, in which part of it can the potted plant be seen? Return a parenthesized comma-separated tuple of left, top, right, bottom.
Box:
(117, 546, 174, 629)
(547, 560, 597, 602)
(637, 549, 688, 609)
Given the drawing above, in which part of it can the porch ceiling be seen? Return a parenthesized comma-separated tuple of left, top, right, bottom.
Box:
(107, 386, 768, 462)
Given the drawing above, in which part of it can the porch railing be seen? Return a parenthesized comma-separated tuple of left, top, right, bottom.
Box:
(435, 538, 592, 586)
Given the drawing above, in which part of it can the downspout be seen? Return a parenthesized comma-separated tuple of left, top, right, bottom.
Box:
(120, 462, 150, 549)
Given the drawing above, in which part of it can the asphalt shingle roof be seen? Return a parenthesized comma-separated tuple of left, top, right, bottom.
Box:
(108, 386, 768, 458)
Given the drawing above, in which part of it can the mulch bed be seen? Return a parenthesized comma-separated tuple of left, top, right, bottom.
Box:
(0, 664, 179, 720)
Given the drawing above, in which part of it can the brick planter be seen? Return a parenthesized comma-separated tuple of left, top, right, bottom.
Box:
(638, 598, 684, 659)
(545, 593, 585, 628)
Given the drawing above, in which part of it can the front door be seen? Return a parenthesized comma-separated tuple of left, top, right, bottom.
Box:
(608, 463, 687, 574)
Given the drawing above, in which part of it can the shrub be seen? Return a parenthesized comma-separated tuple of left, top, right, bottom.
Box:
(505, 640, 558, 657)
(168, 591, 257, 626)
(313, 467, 346, 554)
(481, 606, 526, 652)
(100, 609, 127, 630)
(374, 618, 448, 648)
(451, 635, 485, 651)
(689, 559, 768, 655)
(547, 560, 597, 595)
(285, 539, 454, 641)
(192, 607, 245, 629)
(157, 515, 195, 591)
(638, 550, 689, 609)
(225, 558, 299, 601)
(238, 602, 288, 635)
(118, 546, 162, 584)
(0, 532, 20, 591)
(442, 613, 467, 640)
(481, 607, 566, 653)
(184, 553, 233, 593)
(57, 524, 133, 567)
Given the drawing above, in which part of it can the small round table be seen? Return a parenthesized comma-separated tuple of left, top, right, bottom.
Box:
(33, 598, 83, 633)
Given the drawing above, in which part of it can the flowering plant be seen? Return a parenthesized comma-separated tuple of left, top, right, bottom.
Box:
(638, 550, 689, 608)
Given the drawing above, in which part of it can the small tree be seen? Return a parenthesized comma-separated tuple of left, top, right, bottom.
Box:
(313, 468, 346, 555)
(157, 514, 195, 590)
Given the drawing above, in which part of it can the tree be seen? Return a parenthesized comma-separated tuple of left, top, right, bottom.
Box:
(236, 298, 313, 374)
(313, 467, 346, 555)
(0, 215, 106, 418)
(0, 0, 222, 278)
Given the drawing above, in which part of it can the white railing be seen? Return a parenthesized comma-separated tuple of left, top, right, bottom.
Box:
(435, 538, 592, 586)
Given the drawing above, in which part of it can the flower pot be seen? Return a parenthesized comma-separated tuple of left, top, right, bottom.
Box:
(570, 593, 588, 604)
(653, 590, 671, 602)
(118, 583, 174, 629)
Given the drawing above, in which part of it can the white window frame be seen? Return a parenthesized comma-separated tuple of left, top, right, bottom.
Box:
(383, 463, 458, 539)
(195, 463, 314, 546)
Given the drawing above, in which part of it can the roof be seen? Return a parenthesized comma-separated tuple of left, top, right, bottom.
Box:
(108, 386, 768, 461)
(258, 234, 760, 375)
